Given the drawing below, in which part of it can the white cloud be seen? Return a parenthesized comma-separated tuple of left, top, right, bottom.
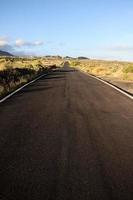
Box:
(15, 39, 44, 47)
(34, 41, 44, 46)
(0, 37, 9, 47)
(14, 50, 37, 56)
(0, 36, 44, 56)
(0, 44, 14, 52)
(0, 37, 14, 52)
(107, 45, 133, 52)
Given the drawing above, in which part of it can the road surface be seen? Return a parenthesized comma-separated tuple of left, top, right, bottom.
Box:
(0, 66, 133, 200)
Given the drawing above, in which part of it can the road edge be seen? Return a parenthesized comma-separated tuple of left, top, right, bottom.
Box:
(79, 69, 133, 100)
(0, 73, 48, 103)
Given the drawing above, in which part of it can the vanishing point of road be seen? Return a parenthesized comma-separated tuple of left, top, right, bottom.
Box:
(0, 65, 133, 200)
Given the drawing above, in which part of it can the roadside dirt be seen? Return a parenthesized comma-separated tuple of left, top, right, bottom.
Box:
(100, 76, 133, 94)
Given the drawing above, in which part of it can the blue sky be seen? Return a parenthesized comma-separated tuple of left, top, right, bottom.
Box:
(0, 0, 133, 60)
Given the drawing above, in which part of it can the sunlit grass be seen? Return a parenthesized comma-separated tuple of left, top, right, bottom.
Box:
(0, 56, 63, 98)
(70, 59, 133, 81)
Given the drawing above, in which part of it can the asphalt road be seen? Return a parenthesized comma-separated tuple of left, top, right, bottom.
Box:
(0, 66, 133, 200)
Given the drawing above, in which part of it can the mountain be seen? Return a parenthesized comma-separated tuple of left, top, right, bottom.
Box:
(77, 56, 89, 60)
(65, 56, 74, 59)
(0, 50, 13, 57)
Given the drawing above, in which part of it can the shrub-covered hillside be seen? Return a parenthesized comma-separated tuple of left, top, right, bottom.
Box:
(0, 56, 63, 98)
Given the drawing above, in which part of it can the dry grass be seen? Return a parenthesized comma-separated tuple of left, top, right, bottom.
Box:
(0, 56, 63, 98)
(70, 59, 133, 81)
(0, 57, 63, 71)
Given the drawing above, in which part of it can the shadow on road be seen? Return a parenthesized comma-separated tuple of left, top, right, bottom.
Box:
(0, 67, 75, 106)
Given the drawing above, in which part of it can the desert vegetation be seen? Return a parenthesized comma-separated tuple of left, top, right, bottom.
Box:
(1, 56, 133, 98)
(70, 59, 133, 81)
(69, 59, 133, 93)
(0, 56, 63, 98)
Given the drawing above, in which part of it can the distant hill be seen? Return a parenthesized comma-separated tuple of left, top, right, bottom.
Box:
(77, 56, 89, 60)
(0, 50, 13, 57)
(65, 56, 74, 59)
